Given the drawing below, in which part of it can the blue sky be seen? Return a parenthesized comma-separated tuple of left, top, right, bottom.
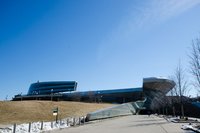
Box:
(0, 0, 200, 100)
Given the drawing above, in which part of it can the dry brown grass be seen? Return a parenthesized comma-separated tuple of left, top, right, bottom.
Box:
(0, 101, 113, 124)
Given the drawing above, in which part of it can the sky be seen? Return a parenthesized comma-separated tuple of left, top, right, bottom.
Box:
(0, 0, 200, 100)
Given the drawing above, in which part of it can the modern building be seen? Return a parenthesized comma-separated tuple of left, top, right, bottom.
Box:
(13, 77, 175, 111)
(27, 81, 77, 95)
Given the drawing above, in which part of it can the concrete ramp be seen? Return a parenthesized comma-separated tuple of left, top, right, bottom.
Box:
(86, 99, 146, 121)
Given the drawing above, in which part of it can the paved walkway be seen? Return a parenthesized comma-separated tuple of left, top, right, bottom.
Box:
(49, 115, 194, 133)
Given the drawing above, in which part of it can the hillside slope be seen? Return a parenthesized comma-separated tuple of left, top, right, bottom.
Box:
(0, 101, 113, 124)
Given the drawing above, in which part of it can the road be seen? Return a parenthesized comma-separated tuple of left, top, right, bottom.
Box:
(50, 115, 193, 133)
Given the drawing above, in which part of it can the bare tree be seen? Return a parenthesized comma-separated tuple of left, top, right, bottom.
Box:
(189, 36, 200, 93)
(168, 86, 177, 116)
(173, 61, 188, 118)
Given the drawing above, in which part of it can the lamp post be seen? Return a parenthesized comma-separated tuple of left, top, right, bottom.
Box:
(51, 89, 53, 101)
(53, 107, 58, 123)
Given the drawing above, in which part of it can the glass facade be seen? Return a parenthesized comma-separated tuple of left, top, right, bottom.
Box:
(27, 81, 77, 95)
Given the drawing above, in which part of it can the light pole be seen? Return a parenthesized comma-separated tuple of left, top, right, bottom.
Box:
(51, 89, 53, 101)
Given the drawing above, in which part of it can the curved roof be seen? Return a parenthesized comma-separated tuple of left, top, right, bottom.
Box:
(143, 77, 175, 94)
(27, 81, 77, 95)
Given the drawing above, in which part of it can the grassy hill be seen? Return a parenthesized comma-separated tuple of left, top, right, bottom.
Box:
(0, 101, 113, 124)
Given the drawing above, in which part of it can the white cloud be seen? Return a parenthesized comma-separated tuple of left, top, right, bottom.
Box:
(97, 0, 200, 61)
(136, 0, 200, 26)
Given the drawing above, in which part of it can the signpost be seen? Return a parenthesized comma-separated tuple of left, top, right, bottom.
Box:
(52, 107, 58, 123)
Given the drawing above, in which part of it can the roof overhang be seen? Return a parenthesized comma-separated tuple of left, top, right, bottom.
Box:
(143, 77, 175, 94)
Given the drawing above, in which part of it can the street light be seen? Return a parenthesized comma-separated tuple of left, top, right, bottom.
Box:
(51, 89, 53, 101)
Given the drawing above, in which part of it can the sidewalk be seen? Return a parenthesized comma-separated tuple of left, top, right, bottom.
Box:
(50, 115, 192, 133)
